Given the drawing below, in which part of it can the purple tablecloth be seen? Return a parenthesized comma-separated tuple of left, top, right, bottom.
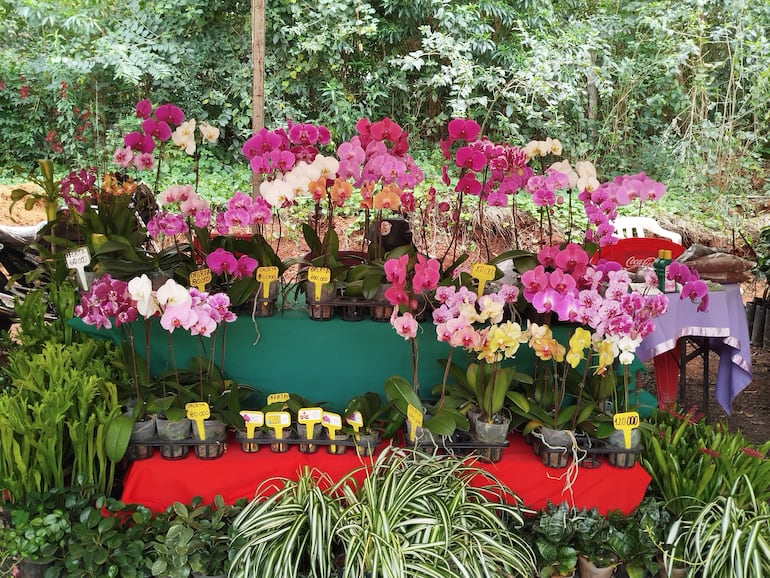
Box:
(636, 284, 752, 414)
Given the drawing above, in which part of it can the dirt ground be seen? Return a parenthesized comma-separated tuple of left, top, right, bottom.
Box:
(1, 183, 768, 445)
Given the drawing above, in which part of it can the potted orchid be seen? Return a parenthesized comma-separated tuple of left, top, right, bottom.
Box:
(380, 250, 472, 441)
(429, 281, 533, 457)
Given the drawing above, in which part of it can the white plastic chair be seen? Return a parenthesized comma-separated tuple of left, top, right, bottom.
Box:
(611, 216, 682, 245)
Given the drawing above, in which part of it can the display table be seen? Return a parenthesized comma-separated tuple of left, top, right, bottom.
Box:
(121, 434, 651, 516)
(636, 283, 751, 414)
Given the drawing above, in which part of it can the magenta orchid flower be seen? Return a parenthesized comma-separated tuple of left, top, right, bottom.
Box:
(206, 248, 238, 276)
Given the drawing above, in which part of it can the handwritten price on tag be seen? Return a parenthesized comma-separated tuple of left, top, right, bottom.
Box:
(267, 392, 290, 405)
(186, 402, 211, 441)
(65, 247, 91, 268)
(406, 404, 423, 442)
(257, 266, 279, 298)
(471, 263, 497, 298)
(189, 269, 212, 291)
(308, 267, 331, 301)
(65, 247, 92, 290)
(613, 411, 640, 449)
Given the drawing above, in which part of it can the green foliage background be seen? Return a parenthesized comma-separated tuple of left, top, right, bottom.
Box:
(1, 0, 769, 225)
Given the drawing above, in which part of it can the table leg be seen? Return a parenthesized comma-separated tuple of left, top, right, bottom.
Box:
(653, 348, 681, 407)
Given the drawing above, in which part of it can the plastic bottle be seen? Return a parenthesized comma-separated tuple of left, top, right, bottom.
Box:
(663, 249, 677, 293)
(653, 249, 667, 292)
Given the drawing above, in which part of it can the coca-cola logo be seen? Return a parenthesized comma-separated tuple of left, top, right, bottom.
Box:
(625, 256, 654, 271)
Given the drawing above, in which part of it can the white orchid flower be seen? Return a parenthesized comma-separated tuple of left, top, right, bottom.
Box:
(128, 274, 160, 318)
(172, 119, 197, 155)
(198, 121, 220, 144)
(156, 278, 192, 308)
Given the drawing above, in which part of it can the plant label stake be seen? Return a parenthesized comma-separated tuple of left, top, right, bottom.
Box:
(308, 267, 331, 301)
(186, 402, 211, 440)
(322, 412, 342, 452)
(298, 407, 323, 440)
(267, 392, 290, 406)
(189, 268, 212, 292)
(240, 410, 264, 439)
(256, 266, 279, 298)
(406, 403, 424, 442)
(471, 263, 496, 298)
(65, 246, 91, 290)
(613, 411, 640, 449)
(346, 411, 363, 439)
(265, 411, 291, 440)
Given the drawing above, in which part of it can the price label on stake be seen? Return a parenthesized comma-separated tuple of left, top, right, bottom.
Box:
(307, 267, 331, 301)
(265, 411, 291, 439)
(471, 263, 497, 298)
(65, 246, 91, 290)
(298, 407, 323, 439)
(346, 411, 363, 439)
(613, 411, 640, 449)
(323, 412, 343, 452)
(256, 266, 279, 298)
(240, 410, 264, 439)
(267, 392, 290, 406)
(406, 404, 424, 442)
(186, 402, 211, 440)
(189, 268, 212, 292)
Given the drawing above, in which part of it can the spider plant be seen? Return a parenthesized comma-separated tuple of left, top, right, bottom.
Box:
(228, 468, 344, 578)
(664, 475, 770, 578)
(335, 446, 536, 578)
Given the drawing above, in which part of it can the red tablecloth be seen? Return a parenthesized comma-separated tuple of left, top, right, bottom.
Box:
(121, 434, 650, 515)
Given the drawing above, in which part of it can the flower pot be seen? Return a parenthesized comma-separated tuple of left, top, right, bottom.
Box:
(369, 284, 394, 322)
(156, 417, 191, 460)
(471, 414, 510, 463)
(192, 419, 227, 459)
(236, 429, 263, 453)
(405, 419, 447, 449)
(340, 297, 366, 321)
(607, 428, 641, 468)
(306, 281, 336, 321)
(354, 431, 380, 457)
(326, 432, 349, 455)
(127, 415, 156, 460)
(296, 422, 323, 454)
(537, 427, 573, 468)
(17, 558, 53, 578)
(252, 280, 279, 317)
(577, 555, 615, 578)
(267, 428, 292, 453)
(657, 555, 687, 578)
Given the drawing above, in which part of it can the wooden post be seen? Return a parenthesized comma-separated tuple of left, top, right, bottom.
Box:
(251, 0, 265, 200)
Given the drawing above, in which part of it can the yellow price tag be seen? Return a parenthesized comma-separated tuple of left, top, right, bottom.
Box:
(406, 404, 423, 442)
(613, 411, 640, 449)
(267, 392, 290, 405)
(308, 267, 331, 301)
(346, 411, 363, 439)
(323, 412, 343, 452)
(257, 266, 279, 297)
(186, 402, 211, 440)
(189, 268, 212, 292)
(265, 411, 291, 438)
(471, 263, 497, 298)
(298, 407, 323, 440)
(240, 410, 264, 439)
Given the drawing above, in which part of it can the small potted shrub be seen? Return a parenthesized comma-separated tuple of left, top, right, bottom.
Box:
(0, 505, 70, 577)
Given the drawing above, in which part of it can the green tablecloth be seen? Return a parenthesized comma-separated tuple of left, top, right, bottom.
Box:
(71, 309, 655, 415)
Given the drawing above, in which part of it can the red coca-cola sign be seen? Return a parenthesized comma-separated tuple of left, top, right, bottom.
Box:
(591, 237, 685, 272)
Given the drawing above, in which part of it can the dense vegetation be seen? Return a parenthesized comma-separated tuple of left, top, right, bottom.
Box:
(1, 0, 769, 230)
